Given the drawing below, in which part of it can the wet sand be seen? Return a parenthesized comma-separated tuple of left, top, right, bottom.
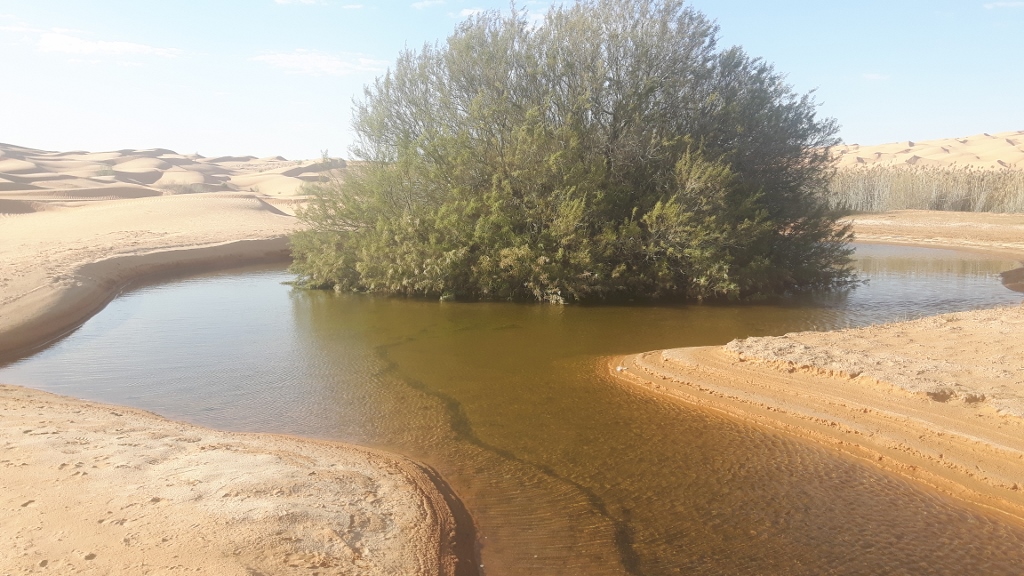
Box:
(617, 210, 1024, 524)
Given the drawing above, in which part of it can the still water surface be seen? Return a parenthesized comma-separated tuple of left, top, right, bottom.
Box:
(3, 244, 1024, 575)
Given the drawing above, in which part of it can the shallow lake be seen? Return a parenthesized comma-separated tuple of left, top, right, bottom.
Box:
(3, 243, 1024, 575)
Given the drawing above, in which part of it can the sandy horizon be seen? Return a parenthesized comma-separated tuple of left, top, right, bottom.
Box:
(0, 142, 342, 201)
(833, 130, 1024, 170)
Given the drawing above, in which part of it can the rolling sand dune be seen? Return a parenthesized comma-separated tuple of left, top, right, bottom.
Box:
(834, 130, 1024, 169)
(0, 143, 343, 200)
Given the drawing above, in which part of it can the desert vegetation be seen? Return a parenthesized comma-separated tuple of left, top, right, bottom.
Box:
(290, 0, 854, 303)
(828, 165, 1024, 213)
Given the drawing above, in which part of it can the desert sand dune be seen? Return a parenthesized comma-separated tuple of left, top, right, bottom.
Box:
(0, 181, 41, 192)
(3, 184, 163, 201)
(0, 199, 40, 214)
(0, 158, 39, 174)
(0, 143, 341, 200)
(111, 157, 173, 171)
(835, 130, 1024, 169)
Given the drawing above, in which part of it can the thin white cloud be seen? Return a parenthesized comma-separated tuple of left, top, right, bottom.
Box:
(412, 0, 445, 9)
(0, 18, 43, 35)
(252, 49, 387, 76)
(983, 1, 1024, 7)
(37, 32, 181, 57)
(862, 73, 890, 81)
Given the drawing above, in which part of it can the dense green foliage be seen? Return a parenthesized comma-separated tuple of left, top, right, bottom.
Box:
(291, 0, 854, 303)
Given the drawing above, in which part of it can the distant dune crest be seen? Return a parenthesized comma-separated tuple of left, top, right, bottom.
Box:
(834, 130, 1024, 170)
(0, 143, 342, 204)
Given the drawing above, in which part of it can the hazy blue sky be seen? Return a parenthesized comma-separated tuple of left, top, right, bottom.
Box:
(1, 1, 1021, 159)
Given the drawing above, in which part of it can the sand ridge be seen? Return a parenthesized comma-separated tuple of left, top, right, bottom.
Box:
(0, 142, 342, 201)
(833, 130, 1024, 169)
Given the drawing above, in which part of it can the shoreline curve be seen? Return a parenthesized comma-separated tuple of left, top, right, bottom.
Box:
(615, 209, 1024, 526)
(0, 237, 291, 363)
(1, 384, 469, 575)
(0, 193, 478, 576)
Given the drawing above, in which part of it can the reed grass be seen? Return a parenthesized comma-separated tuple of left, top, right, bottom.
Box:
(826, 165, 1024, 213)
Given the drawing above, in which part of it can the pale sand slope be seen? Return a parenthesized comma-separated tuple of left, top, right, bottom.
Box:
(833, 130, 1024, 169)
(0, 142, 341, 201)
(0, 385, 457, 575)
(617, 210, 1024, 523)
(0, 189, 466, 574)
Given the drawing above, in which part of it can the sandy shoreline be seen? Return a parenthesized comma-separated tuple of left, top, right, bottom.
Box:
(1, 384, 459, 575)
(616, 210, 1024, 524)
(0, 193, 300, 362)
(843, 209, 1024, 258)
(0, 153, 472, 575)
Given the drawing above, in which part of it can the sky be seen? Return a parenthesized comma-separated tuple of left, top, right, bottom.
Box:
(1, 0, 1021, 160)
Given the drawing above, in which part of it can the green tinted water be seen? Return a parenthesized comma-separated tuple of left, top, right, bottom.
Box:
(3, 244, 1023, 574)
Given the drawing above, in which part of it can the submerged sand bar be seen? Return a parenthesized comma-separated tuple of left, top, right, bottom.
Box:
(618, 210, 1024, 524)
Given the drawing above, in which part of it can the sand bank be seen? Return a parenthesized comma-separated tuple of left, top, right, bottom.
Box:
(843, 209, 1024, 259)
(0, 193, 299, 362)
(0, 151, 470, 575)
(1, 384, 460, 575)
(616, 211, 1024, 522)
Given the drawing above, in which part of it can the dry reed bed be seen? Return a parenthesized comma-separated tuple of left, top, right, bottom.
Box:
(828, 165, 1024, 213)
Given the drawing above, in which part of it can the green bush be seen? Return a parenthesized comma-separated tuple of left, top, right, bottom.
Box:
(291, 0, 854, 303)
